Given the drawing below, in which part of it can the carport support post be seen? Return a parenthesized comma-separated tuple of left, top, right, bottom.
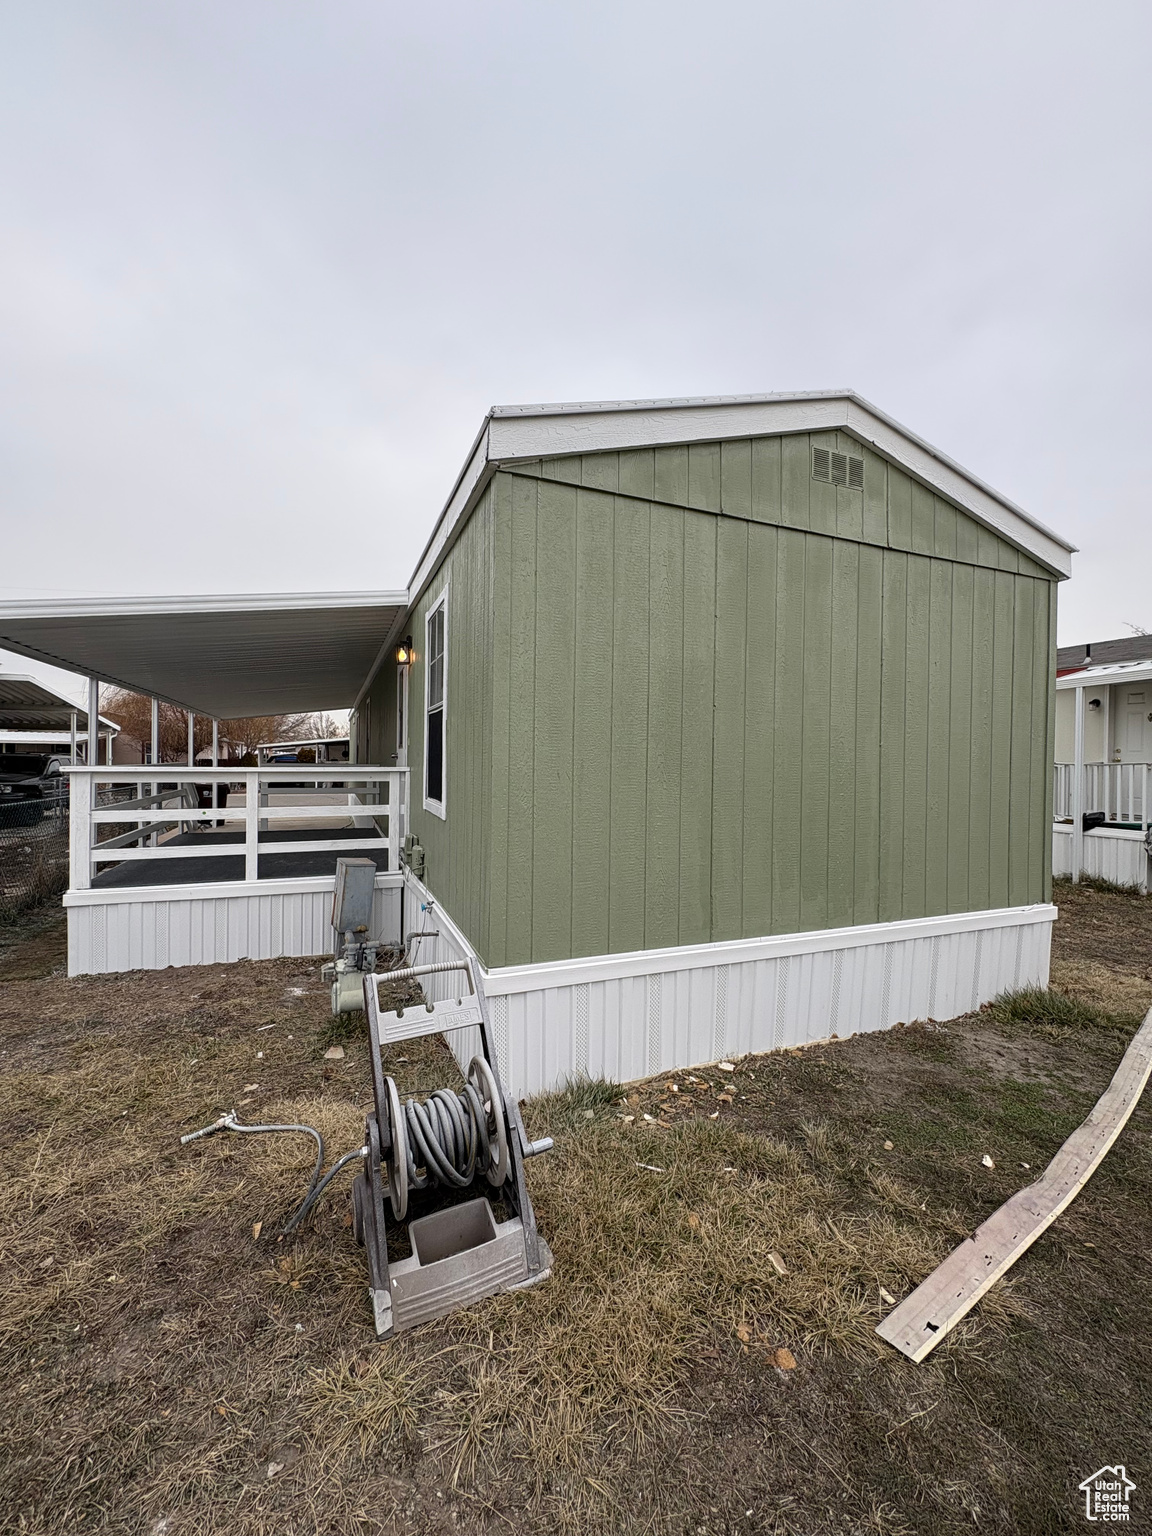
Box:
(69, 711, 77, 765)
(1072, 683, 1086, 884)
(244, 768, 259, 882)
(150, 698, 160, 848)
(211, 719, 219, 825)
(87, 677, 99, 769)
(187, 711, 195, 766)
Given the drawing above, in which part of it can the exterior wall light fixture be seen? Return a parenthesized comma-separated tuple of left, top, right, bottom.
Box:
(397, 636, 413, 665)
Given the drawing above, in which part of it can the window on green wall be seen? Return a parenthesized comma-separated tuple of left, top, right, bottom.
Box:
(424, 590, 447, 816)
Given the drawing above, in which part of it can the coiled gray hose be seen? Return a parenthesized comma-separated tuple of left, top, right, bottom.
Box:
(401, 1083, 492, 1192)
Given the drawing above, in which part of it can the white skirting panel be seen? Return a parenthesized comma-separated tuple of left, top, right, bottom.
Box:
(65, 875, 403, 976)
(401, 874, 1056, 1099)
(1052, 823, 1148, 891)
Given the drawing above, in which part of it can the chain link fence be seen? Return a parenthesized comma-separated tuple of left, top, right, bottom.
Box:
(0, 782, 136, 923)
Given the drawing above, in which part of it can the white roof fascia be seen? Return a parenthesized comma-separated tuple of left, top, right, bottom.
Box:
(0, 590, 408, 620)
(404, 422, 494, 620)
(1056, 662, 1152, 689)
(359, 421, 494, 709)
(0, 723, 117, 741)
(0, 673, 118, 728)
(479, 393, 1073, 578)
(0, 591, 411, 718)
(260, 736, 350, 749)
(365, 391, 1077, 706)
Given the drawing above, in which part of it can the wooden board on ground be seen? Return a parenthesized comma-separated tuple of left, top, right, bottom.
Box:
(877, 1005, 1152, 1363)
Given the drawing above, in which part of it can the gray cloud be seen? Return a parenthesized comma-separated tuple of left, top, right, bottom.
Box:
(1, 0, 1149, 641)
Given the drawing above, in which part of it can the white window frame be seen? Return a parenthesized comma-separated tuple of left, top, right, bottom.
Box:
(396, 661, 409, 767)
(423, 583, 448, 818)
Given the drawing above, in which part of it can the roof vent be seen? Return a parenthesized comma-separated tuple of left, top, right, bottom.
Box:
(812, 446, 864, 491)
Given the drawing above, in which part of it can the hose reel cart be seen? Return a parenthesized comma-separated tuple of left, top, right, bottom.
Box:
(354, 957, 554, 1338)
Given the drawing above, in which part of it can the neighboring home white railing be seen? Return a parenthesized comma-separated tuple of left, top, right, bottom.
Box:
(1053, 762, 1150, 828)
(65, 765, 408, 891)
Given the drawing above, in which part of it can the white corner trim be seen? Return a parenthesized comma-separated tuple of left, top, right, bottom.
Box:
(64, 871, 404, 907)
(481, 905, 1057, 996)
(402, 866, 477, 955)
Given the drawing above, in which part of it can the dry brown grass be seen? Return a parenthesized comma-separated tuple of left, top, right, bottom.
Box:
(0, 1021, 1010, 1535)
(3, 909, 1152, 1534)
(303, 1111, 958, 1485)
(1050, 955, 1152, 1017)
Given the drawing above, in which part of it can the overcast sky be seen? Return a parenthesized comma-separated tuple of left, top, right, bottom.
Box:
(1, 1, 1149, 643)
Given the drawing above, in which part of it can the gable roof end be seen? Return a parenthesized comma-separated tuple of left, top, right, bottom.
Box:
(406, 391, 1075, 609)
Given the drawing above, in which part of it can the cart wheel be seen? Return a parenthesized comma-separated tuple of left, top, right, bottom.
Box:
(351, 1172, 367, 1246)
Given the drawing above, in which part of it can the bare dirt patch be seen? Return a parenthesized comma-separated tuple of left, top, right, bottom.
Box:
(1, 890, 1150, 1535)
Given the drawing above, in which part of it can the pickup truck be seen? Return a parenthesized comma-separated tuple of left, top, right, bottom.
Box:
(0, 753, 69, 828)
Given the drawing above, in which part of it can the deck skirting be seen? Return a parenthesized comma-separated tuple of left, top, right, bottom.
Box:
(401, 872, 1056, 1097)
(64, 874, 403, 975)
(1052, 822, 1148, 892)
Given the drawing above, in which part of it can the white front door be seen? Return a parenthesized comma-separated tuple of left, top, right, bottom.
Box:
(1119, 688, 1152, 762)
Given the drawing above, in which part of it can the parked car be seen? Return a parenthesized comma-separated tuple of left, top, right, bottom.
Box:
(0, 754, 69, 828)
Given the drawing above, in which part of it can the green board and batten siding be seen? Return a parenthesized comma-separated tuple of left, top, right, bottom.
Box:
(372, 430, 1056, 970)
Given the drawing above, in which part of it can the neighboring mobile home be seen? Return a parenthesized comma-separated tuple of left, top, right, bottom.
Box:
(1052, 635, 1152, 891)
(0, 393, 1075, 1093)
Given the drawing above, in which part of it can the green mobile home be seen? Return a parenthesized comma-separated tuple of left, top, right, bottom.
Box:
(352, 393, 1072, 1090)
(0, 392, 1074, 1096)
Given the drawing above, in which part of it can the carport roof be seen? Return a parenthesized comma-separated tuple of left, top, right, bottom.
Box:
(0, 591, 408, 719)
(0, 672, 115, 732)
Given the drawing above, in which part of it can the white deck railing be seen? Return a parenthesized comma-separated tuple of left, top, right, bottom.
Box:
(66, 765, 408, 891)
(1054, 762, 1150, 827)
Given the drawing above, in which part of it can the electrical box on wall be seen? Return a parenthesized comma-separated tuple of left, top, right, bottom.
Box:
(402, 835, 425, 879)
(332, 858, 376, 935)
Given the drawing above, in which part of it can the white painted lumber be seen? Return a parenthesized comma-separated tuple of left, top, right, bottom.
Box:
(93, 837, 388, 862)
(876, 1006, 1152, 1363)
(89, 803, 393, 823)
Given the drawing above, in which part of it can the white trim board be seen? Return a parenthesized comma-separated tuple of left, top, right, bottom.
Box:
(421, 580, 449, 819)
(397, 874, 1056, 1098)
(482, 904, 1055, 996)
(64, 871, 403, 907)
(0, 589, 408, 621)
